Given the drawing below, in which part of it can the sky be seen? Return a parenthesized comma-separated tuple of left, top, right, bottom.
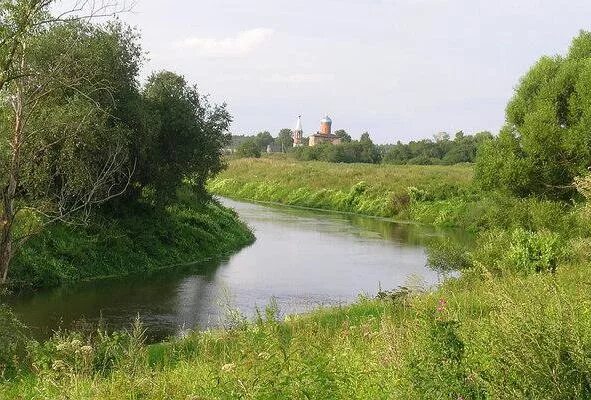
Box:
(109, 0, 591, 143)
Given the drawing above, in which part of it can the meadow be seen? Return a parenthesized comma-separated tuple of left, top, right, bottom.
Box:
(209, 156, 474, 218)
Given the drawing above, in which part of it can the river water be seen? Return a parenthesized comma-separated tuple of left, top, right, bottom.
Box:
(7, 198, 453, 341)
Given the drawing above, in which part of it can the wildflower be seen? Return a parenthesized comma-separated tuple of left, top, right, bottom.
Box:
(70, 339, 82, 348)
(221, 363, 235, 373)
(436, 298, 447, 312)
(80, 345, 93, 356)
(52, 359, 66, 371)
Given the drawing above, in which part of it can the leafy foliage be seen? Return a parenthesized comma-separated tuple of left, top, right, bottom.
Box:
(294, 132, 381, 164)
(137, 71, 231, 202)
(276, 128, 293, 152)
(236, 138, 262, 158)
(476, 31, 591, 199)
(382, 130, 493, 165)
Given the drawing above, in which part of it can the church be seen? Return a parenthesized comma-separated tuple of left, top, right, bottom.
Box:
(292, 115, 341, 147)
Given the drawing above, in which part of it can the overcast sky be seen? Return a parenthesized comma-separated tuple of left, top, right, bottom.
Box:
(117, 0, 591, 143)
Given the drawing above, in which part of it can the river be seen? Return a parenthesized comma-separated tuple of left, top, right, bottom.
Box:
(6, 198, 455, 342)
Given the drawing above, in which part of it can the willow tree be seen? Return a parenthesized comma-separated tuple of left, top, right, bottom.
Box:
(0, 0, 137, 284)
(476, 31, 591, 199)
(138, 71, 232, 203)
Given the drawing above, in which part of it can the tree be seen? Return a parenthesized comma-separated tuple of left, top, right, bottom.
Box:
(0, 2, 135, 284)
(334, 129, 352, 143)
(476, 31, 591, 199)
(139, 71, 231, 202)
(236, 138, 261, 158)
(276, 128, 293, 152)
(254, 131, 274, 150)
(359, 132, 381, 163)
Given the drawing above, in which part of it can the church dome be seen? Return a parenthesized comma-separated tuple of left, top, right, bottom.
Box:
(321, 116, 332, 124)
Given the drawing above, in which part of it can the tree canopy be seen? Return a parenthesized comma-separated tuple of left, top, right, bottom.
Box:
(0, 5, 232, 282)
(476, 31, 591, 199)
(382, 131, 492, 165)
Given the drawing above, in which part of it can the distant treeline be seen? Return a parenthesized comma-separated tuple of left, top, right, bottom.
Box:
(380, 131, 493, 165)
(231, 130, 493, 165)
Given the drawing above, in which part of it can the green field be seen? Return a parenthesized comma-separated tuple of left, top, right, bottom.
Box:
(209, 157, 474, 219)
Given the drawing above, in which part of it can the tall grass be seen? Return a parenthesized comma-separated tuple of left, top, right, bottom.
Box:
(209, 157, 474, 218)
(7, 192, 254, 289)
(2, 263, 591, 399)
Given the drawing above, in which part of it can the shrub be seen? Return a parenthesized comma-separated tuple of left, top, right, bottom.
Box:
(236, 138, 261, 158)
(506, 228, 563, 274)
(471, 228, 565, 276)
(0, 306, 29, 379)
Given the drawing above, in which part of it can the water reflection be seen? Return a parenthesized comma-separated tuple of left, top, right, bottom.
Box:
(6, 198, 460, 342)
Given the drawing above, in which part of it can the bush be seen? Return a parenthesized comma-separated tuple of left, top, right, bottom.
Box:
(236, 138, 261, 158)
(0, 306, 29, 379)
(506, 228, 563, 274)
(471, 228, 565, 276)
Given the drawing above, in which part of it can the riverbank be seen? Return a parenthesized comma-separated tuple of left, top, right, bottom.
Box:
(209, 157, 583, 234)
(208, 157, 474, 219)
(2, 259, 590, 398)
(3, 161, 591, 398)
(5, 191, 255, 290)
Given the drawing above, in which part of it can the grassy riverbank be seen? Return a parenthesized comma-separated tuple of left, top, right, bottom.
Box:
(5, 189, 254, 290)
(209, 157, 583, 234)
(2, 261, 590, 399)
(208, 157, 473, 218)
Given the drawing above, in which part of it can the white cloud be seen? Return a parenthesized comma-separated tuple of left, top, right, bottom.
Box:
(176, 28, 274, 57)
(266, 73, 336, 84)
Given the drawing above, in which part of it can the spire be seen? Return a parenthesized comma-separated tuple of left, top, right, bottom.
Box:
(295, 115, 303, 132)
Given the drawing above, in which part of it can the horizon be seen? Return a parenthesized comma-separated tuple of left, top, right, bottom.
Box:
(111, 1, 591, 144)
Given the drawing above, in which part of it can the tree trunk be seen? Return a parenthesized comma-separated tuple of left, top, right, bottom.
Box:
(0, 220, 12, 284)
(0, 62, 24, 285)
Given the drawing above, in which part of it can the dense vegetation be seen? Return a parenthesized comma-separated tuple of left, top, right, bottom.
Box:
(294, 132, 382, 164)
(477, 31, 591, 199)
(381, 130, 493, 165)
(0, 1, 250, 289)
(9, 189, 254, 289)
(3, 3, 591, 398)
(231, 129, 491, 165)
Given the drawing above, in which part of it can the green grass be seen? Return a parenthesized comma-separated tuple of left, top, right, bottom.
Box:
(209, 157, 474, 218)
(2, 262, 591, 399)
(3, 159, 591, 398)
(7, 194, 254, 289)
(209, 158, 589, 235)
